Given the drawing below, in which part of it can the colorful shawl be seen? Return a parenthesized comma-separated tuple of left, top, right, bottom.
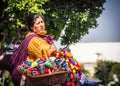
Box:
(7, 33, 54, 86)
(7, 34, 38, 86)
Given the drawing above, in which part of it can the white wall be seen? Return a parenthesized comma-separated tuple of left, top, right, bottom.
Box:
(69, 42, 120, 63)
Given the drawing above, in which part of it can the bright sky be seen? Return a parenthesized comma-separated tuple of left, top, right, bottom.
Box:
(81, 0, 120, 42)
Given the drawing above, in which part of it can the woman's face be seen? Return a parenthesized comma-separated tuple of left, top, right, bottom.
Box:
(32, 16, 45, 34)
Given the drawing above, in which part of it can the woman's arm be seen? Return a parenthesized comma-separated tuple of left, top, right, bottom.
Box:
(49, 44, 57, 55)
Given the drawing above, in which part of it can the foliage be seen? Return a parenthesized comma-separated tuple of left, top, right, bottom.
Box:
(0, 0, 106, 48)
(80, 64, 90, 77)
(0, 0, 49, 48)
(111, 63, 120, 85)
(0, 70, 14, 86)
(0, 82, 3, 86)
(43, 0, 106, 45)
(94, 60, 120, 85)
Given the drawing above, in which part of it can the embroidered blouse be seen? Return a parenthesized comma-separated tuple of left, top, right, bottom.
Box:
(26, 32, 52, 61)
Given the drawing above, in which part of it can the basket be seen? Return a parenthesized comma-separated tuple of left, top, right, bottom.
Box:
(26, 71, 68, 86)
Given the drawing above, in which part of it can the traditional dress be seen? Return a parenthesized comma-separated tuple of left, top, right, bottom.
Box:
(26, 32, 51, 62)
(7, 31, 54, 86)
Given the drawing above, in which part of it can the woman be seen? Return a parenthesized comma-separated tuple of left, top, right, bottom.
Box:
(7, 13, 57, 86)
(26, 13, 56, 61)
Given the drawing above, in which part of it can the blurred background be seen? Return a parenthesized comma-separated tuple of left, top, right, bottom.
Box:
(0, 0, 120, 86)
(55, 0, 120, 85)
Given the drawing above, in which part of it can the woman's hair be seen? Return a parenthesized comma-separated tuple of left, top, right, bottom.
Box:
(27, 13, 44, 31)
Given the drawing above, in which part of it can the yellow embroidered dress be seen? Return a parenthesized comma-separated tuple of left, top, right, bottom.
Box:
(26, 32, 51, 62)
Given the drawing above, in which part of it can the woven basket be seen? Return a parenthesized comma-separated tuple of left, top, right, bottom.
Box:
(26, 71, 68, 86)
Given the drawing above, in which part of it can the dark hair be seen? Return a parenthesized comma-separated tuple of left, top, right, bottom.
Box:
(27, 13, 44, 31)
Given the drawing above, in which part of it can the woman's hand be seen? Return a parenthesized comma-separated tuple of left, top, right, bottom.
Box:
(50, 44, 57, 55)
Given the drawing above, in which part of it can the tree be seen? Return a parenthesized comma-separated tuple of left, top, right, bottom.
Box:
(0, 0, 49, 48)
(111, 63, 120, 85)
(96, 52, 102, 60)
(94, 60, 120, 85)
(0, 0, 106, 48)
(43, 0, 106, 45)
